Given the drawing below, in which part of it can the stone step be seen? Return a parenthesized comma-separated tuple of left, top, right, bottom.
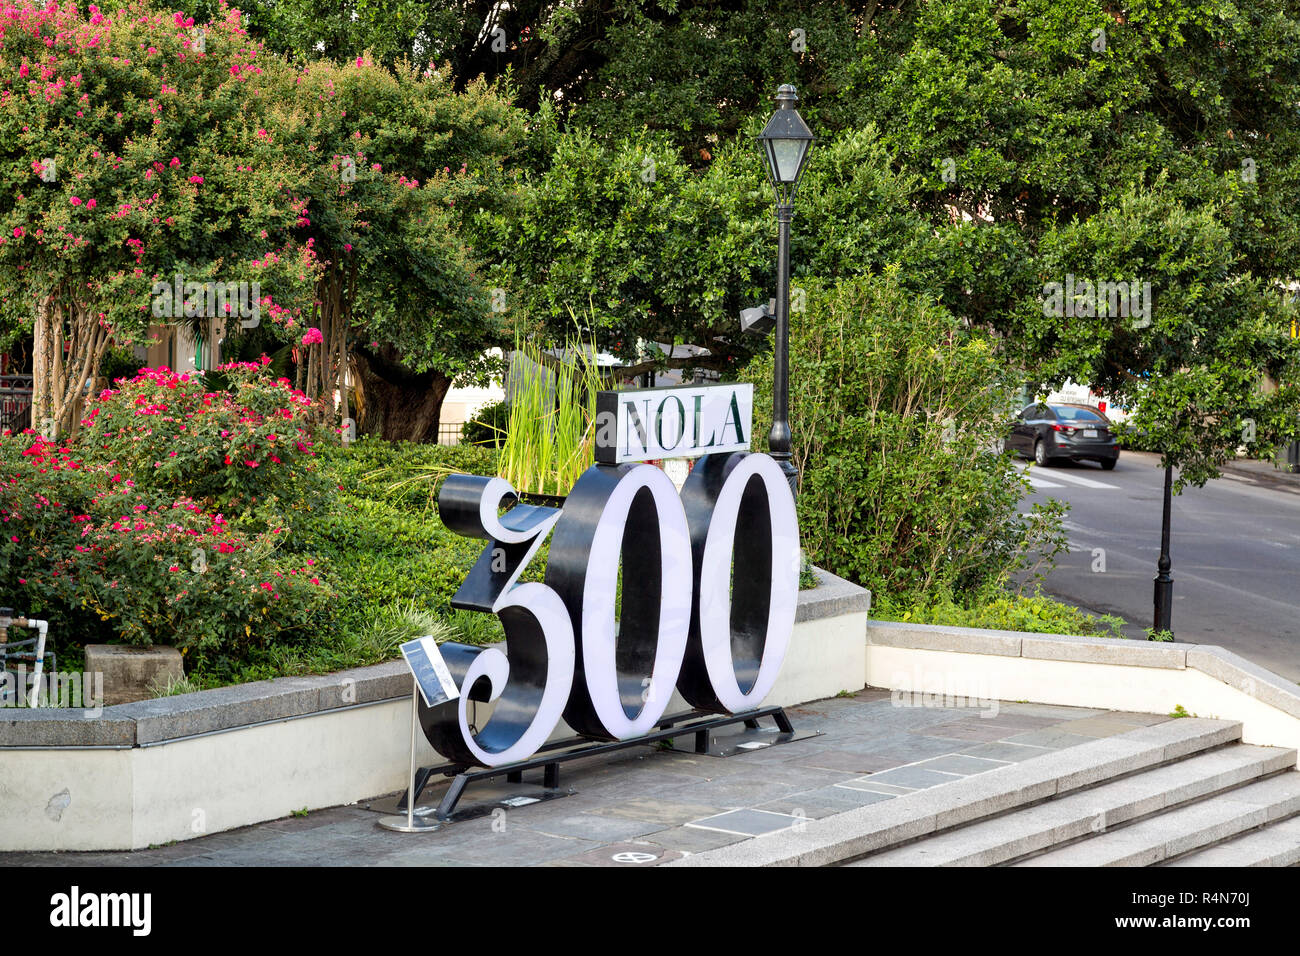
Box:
(848, 744, 1296, 867)
(668, 717, 1243, 867)
(1163, 816, 1300, 867)
(1014, 772, 1300, 866)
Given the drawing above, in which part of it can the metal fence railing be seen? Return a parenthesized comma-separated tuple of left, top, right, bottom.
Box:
(0, 375, 33, 434)
(438, 421, 464, 446)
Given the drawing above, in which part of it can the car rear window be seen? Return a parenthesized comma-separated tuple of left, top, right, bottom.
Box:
(1055, 406, 1104, 423)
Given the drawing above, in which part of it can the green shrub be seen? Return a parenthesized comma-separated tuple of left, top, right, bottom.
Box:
(462, 400, 509, 448)
(872, 590, 1126, 639)
(745, 273, 1067, 605)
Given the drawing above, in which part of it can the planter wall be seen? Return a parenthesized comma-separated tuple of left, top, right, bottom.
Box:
(0, 568, 871, 851)
(865, 621, 1300, 760)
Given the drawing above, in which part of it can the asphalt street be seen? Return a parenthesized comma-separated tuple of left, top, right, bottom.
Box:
(1015, 449, 1300, 684)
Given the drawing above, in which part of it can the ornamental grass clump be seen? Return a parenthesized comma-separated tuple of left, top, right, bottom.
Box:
(497, 338, 603, 497)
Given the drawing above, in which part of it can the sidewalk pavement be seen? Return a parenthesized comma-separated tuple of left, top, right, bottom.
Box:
(1220, 457, 1300, 491)
(0, 691, 1171, 867)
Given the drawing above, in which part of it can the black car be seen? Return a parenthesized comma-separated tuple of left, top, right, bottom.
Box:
(1007, 403, 1119, 469)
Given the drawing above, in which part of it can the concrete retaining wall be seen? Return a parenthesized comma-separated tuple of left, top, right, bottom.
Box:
(0, 568, 870, 851)
(865, 621, 1300, 761)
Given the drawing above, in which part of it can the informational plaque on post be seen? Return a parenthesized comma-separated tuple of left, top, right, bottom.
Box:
(399, 637, 460, 708)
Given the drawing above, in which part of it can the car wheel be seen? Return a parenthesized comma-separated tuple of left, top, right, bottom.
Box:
(1034, 440, 1050, 467)
(1100, 457, 1117, 471)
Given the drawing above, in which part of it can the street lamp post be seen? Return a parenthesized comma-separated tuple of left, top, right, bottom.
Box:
(757, 84, 814, 500)
(1152, 461, 1174, 637)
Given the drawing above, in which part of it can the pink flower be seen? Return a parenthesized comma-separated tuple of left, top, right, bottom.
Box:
(18, 63, 29, 79)
(86, 198, 97, 209)
(301, 327, 323, 346)
(69, 196, 82, 206)
(12, 227, 23, 238)
(188, 175, 203, 184)
(169, 157, 180, 167)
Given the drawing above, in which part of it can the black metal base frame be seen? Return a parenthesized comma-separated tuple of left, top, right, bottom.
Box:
(397, 706, 801, 821)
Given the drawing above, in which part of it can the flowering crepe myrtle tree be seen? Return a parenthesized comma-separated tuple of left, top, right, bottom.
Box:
(0, 0, 319, 437)
(272, 55, 526, 441)
(1, 2, 528, 445)
(0, 2, 325, 437)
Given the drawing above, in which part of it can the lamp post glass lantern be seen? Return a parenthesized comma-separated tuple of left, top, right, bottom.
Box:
(757, 84, 813, 499)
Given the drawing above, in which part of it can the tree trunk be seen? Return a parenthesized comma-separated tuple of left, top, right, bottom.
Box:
(353, 346, 452, 442)
(30, 290, 112, 438)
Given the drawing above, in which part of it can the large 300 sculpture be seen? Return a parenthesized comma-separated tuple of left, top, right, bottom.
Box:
(420, 451, 800, 768)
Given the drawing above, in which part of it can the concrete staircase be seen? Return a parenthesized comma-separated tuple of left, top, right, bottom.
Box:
(670, 718, 1300, 867)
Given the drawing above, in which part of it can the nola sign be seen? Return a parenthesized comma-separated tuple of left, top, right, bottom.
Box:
(414, 385, 797, 769)
(595, 383, 752, 464)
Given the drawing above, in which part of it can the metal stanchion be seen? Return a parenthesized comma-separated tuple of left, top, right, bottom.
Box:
(377, 681, 442, 833)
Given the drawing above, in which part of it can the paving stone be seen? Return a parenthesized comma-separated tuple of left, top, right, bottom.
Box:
(642, 825, 747, 854)
(395, 827, 600, 867)
(638, 752, 756, 778)
(853, 766, 964, 790)
(756, 788, 896, 817)
(838, 735, 965, 762)
(665, 777, 825, 807)
(686, 808, 804, 837)
(992, 702, 1108, 720)
(784, 748, 905, 774)
(562, 842, 684, 867)
(1107, 711, 1171, 726)
(909, 719, 1013, 743)
(971, 713, 1062, 731)
(522, 813, 666, 843)
(1000, 729, 1099, 749)
(1051, 716, 1165, 738)
(909, 754, 1009, 776)
(587, 799, 728, 826)
(959, 741, 1054, 762)
(836, 780, 913, 796)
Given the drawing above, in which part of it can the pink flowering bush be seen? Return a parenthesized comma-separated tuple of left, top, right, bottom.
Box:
(51, 497, 328, 655)
(0, 426, 331, 655)
(80, 361, 321, 509)
(0, 363, 335, 656)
